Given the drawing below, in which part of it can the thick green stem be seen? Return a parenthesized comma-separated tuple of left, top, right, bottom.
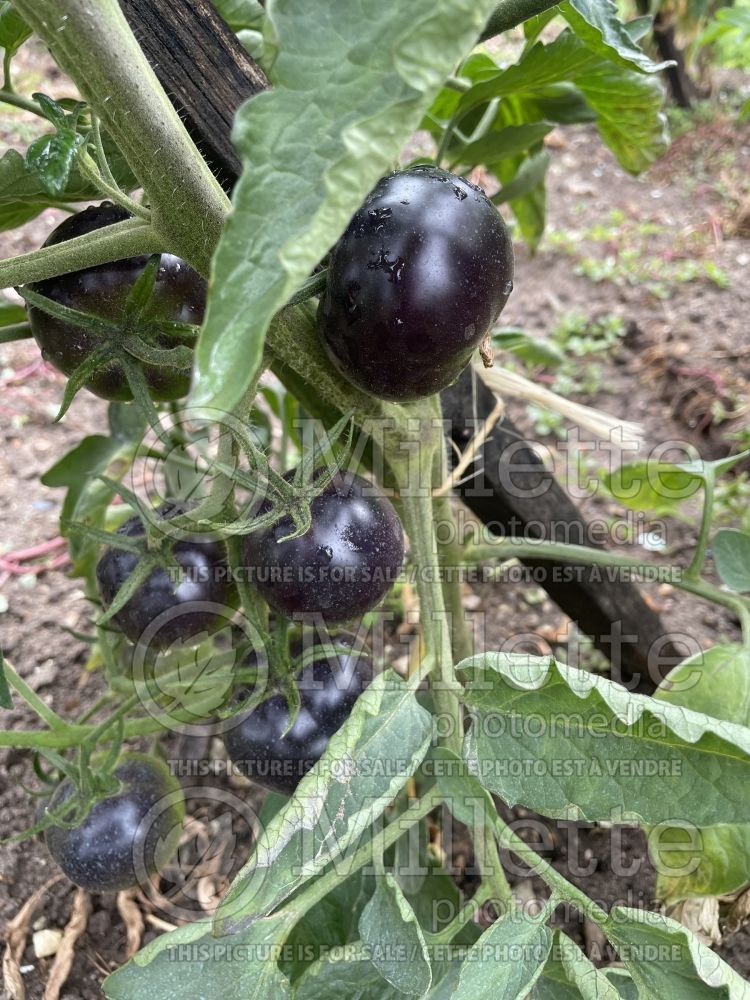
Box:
(480, 0, 561, 40)
(433, 487, 514, 908)
(0, 219, 165, 288)
(433, 492, 473, 664)
(473, 821, 514, 910)
(14, 0, 230, 276)
(398, 404, 463, 756)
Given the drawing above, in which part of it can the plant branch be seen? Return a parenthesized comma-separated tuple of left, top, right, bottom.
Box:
(0, 219, 165, 289)
(686, 472, 715, 580)
(3, 660, 68, 730)
(0, 87, 41, 115)
(399, 401, 464, 756)
(76, 151, 151, 221)
(14, 0, 230, 276)
(491, 811, 608, 924)
(468, 537, 750, 640)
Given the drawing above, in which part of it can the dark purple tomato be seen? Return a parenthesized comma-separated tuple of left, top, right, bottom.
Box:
(96, 503, 236, 649)
(44, 753, 184, 892)
(242, 471, 404, 624)
(27, 202, 205, 401)
(318, 166, 514, 401)
(222, 634, 372, 794)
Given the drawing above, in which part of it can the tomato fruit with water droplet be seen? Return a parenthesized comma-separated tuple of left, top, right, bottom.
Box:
(318, 166, 514, 402)
(242, 471, 404, 624)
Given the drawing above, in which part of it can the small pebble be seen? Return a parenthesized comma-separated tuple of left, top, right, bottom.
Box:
(33, 928, 63, 959)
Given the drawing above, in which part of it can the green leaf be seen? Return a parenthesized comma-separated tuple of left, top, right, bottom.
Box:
(651, 643, 750, 902)
(603, 460, 702, 515)
(359, 874, 432, 996)
(394, 832, 475, 940)
(560, 0, 672, 74)
(491, 151, 551, 207)
(293, 943, 463, 999)
(41, 424, 142, 575)
(292, 947, 398, 1000)
(651, 823, 750, 905)
(189, 0, 500, 414)
(493, 326, 564, 368)
(451, 910, 552, 999)
(0, 643, 11, 710)
(656, 643, 750, 726)
(429, 746, 494, 828)
(536, 930, 627, 999)
(457, 31, 668, 175)
(281, 868, 374, 982)
(26, 128, 85, 197)
(460, 652, 750, 826)
(215, 671, 433, 933)
(712, 528, 750, 592)
(605, 907, 750, 999)
(108, 400, 147, 443)
(211, 0, 264, 31)
(0, 141, 137, 231)
(0, 299, 26, 327)
(450, 123, 553, 169)
(103, 912, 293, 999)
(0, 1, 30, 54)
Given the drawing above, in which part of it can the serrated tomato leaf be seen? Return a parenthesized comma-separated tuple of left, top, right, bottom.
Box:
(103, 913, 293, 1000)
(712, 528, 750, 593)
(560, 0, 673, 74)
(460, 652, 750, 827)
(605, 907, 750, 999)
(215, 671, 432, 934)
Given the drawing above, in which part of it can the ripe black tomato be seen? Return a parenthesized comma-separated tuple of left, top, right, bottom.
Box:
(318, 166, 514, 401)
(44, 753, 184, 892)
(27, 202, 205, 401)
(222, 634, 372, 795)
(96, 503, 236, 649)
(242, 471, 404, 624)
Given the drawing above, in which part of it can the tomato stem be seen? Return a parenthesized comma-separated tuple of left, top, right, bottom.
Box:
(13, 0, 230, 276)
(0, 218, 164, 289)
(398, 401, 463, 757)
(686, 471, 715, 582)
(3, 659, 68, 730)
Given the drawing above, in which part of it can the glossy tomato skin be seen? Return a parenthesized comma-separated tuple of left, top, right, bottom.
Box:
(223, 636, 372, 794)
(318, 166, 514, 401)
(96, 503, 236, 649)
(44, 753, 184, 892)
(242, 471, 404, 624)
(27, 203, 205, 401)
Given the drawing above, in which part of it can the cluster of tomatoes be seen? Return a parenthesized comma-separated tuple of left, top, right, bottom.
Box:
(25, 166, 513, 892)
